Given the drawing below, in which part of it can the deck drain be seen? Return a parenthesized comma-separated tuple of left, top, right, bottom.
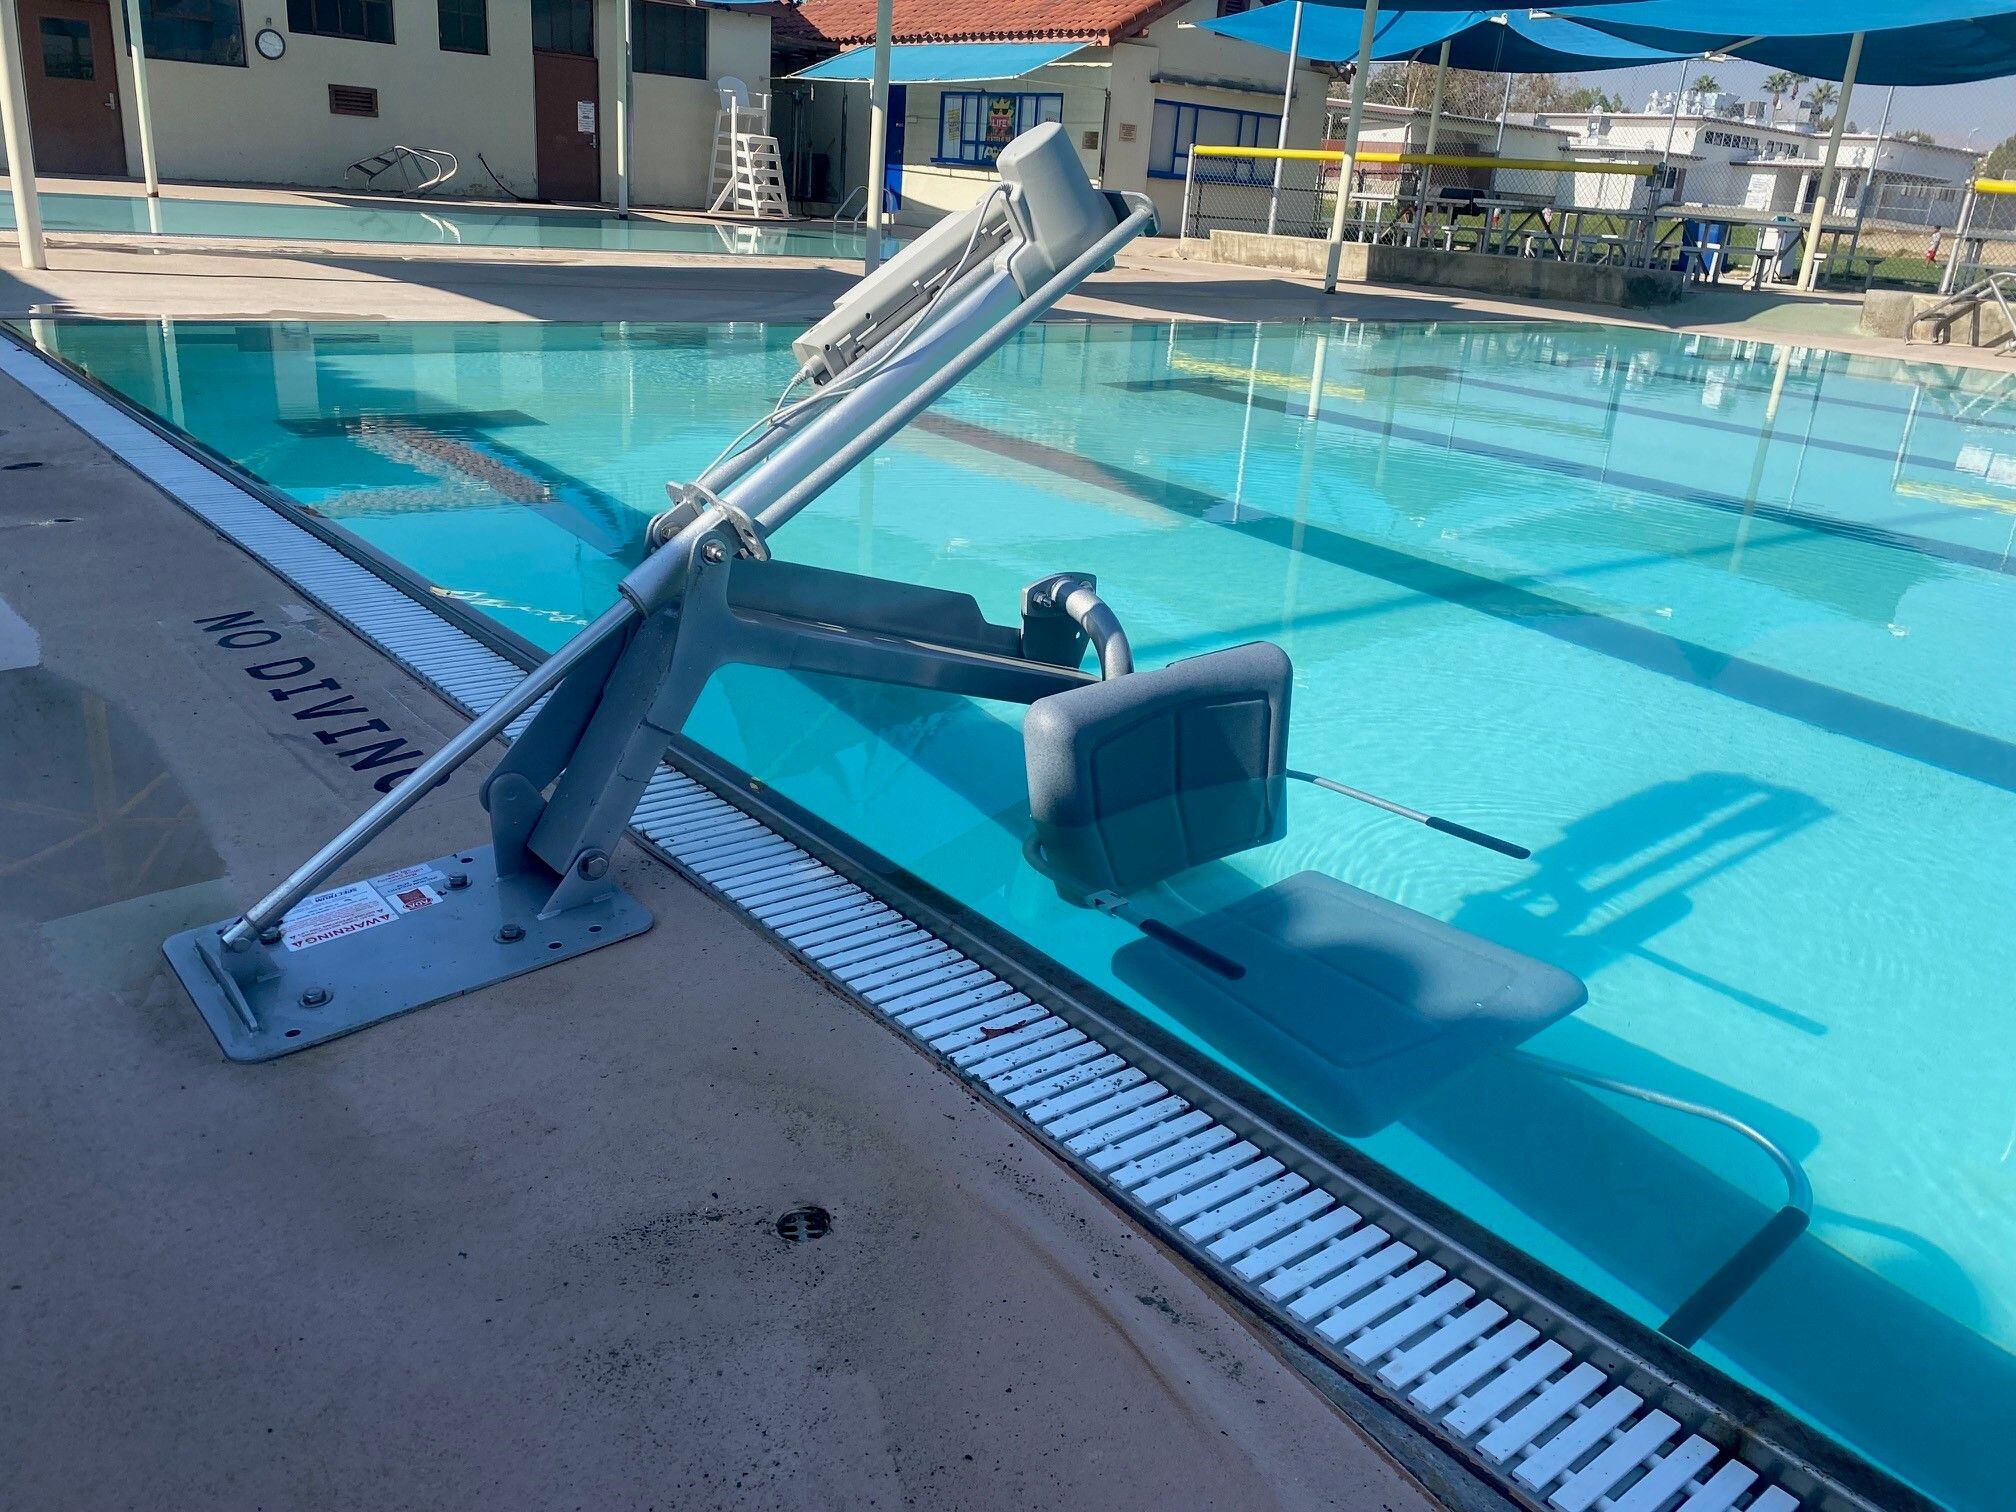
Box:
(775, 1206, 832, 1243)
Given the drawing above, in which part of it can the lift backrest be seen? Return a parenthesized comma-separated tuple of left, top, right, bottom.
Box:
(1023, 643, 1292, 895)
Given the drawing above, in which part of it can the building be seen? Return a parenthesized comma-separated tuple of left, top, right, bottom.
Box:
(3, 0, 773, 207)
(1532, 101, 1980, 221)
(1353, 101, 1585, 207)
(775, 0, 1332, 233)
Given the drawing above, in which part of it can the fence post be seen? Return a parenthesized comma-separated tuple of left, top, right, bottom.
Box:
(1941, 187, 1975, 296)
(1182, 152, 1197, 244)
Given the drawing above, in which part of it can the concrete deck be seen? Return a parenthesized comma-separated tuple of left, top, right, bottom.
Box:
(0, 370, 1446, 1509)
(1, 175, 2009, 372)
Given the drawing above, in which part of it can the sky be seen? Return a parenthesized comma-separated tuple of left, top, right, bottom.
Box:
(1556, 56, 2016, 153)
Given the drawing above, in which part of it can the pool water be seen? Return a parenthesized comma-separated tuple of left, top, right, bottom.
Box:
(0, 189, 872, 258)
(19, 316, 2015, 1509)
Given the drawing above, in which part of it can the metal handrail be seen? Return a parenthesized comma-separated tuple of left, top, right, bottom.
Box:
(836, 183, 898, 229)
(1909, 270, 2016, 351)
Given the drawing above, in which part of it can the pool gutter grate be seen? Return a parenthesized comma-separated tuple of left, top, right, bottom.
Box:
(0, 332, 1880, 1512)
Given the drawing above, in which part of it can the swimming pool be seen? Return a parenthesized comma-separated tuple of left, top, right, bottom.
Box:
(16, 315, 2013, 1509)
(0, 190, 872, 258)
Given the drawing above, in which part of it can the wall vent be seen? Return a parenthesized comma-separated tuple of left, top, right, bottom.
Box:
(328, 84, 379, 118)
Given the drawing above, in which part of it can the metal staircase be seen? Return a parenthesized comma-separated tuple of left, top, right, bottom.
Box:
(1908, 270, 2016, 352)
(706, 76, 792, 220)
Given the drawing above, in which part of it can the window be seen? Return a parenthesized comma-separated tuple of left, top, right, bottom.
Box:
(438, 0, 486, 54)
(531, 0, 593, 56)
(633, 0, 704, 79)
(137, 1, 246, 67)
(38, 17, 93, 79)
(936, 92, 1063, 168)
(288, 0, 394, 44)
(1215, 0, 1251, 15)
(1147, 100, 1281, 180)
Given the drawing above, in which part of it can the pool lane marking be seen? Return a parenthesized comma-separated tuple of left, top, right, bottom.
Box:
(1139, 376, 2014, 579)
(912, 409, 2016, 797)
(1364, 362, 2011, 483)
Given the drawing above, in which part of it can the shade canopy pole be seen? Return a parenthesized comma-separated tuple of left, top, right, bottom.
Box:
(121, 0, 159, 195)
(1799, 30, 1864, 291)
(1265, 1, 1304, 236)
(1423, 39, 1449, 156)
(863, 0, 893, 271)
(1410, 39, 1450, 247)
(615, 0, 633, 216)
(1321, 0, 1380, 294)
(0, 0, 45, 270)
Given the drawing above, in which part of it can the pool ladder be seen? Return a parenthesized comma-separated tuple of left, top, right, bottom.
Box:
(346, 145, 461, 198)
(1908, 270, 2016, 353)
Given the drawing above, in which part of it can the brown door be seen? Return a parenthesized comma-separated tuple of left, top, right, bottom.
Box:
(16, 0, 126, 176)
(532, 51, 600, 203)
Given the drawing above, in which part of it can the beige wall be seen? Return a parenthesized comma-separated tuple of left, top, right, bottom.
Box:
(782, 3, 1325, 236)
(13, 0, 769, 207)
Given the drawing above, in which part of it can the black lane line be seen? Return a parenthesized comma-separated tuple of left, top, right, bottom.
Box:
(1136, 375, 2014, 578)
(912, 409, 2016, 797)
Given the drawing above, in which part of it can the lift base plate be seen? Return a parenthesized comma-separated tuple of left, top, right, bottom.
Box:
(164, 845, 652, 1062)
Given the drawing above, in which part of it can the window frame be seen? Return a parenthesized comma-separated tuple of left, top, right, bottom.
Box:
(437, 0, 487, 55)
(632, 0, 705, 79)
(1148, 99, 1283, 181)
(286, 0, 396, 46)
(934, 90, 1064, 169)
(136, 0, 247, 67)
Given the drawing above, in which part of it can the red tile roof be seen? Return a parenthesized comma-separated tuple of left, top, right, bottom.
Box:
(788, 0, 1184, 48)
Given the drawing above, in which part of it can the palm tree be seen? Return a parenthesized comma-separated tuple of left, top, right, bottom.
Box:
(1808, 81, 1838, 114)
(1760, 70, 1798, 116)
(1692, 73, 1722, 96)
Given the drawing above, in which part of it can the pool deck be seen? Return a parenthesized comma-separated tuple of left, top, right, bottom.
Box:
(0, 356, 1455, 1508)
(1, 175, 2009, 373)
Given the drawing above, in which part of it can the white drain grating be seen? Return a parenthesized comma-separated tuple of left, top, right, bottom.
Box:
(1, 334, 1866, 1512)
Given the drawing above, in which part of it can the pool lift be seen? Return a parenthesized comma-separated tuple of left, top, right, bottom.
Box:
(165, 122, 1806, 1348)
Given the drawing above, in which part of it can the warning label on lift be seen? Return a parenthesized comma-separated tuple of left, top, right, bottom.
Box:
(281, 863, 447, 951)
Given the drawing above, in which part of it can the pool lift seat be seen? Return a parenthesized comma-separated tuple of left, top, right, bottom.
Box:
(1018, 642, 1813, 1346)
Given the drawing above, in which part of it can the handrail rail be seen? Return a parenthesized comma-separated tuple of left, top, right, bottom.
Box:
(1974, 178, 2016, 196)
(1910, 269, 2016, 350)
(1189, 144, 1654, 177)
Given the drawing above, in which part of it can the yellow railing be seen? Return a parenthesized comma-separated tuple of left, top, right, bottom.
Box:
(1974, 178, 2016, 196)
(1189, 145, 1654, 177)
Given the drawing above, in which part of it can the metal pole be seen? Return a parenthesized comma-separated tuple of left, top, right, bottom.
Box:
(615, 0, 632, 216)
(1493, 71, 1512, 156)
(863, 0, 893, 271)
(1412, 39, 1449, 248)
(0, 0, 44, 269)
(1799, 30, 1862, 291)
(121, 0, 159, 195)
(1265, 1, 1303, 237)
(1845, 84, 1894, 271)
(1322, 0, 1380, 294)
(1181, 149, 1196, 242)
(1941, 186, 1974, 296)
(221, 601, 640, 947)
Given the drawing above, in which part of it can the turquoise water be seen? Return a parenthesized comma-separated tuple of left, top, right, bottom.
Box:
(19, 316, 2016, 1508)
(0, 190, 871, 257)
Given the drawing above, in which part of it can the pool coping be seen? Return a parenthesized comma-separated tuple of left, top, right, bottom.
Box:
(0, 324, 1932, 1512)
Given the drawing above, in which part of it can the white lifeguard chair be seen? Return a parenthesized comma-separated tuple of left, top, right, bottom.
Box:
(708, 76, 791, 220)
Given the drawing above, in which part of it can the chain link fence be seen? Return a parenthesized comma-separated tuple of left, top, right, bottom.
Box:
(1181, 64, 2010, 294)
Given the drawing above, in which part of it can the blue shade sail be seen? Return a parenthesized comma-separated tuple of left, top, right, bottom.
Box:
(1556, 0, 2016, 86)
(1197, 4, 1693, 70)
(792, 42, 1082, 84)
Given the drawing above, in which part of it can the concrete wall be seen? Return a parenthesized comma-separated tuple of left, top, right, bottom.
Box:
(8, 0, 766, 207)
(1862, 287, 2013, 348)
(1207, 228, 1687, 308)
